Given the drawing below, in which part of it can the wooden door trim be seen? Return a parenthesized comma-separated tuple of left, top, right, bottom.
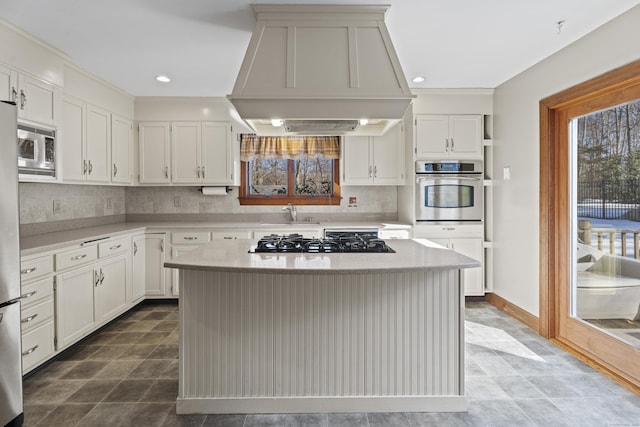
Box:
(539, 59, 640, 391)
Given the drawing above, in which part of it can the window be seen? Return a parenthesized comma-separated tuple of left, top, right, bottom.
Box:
(239, 135, 341, 205)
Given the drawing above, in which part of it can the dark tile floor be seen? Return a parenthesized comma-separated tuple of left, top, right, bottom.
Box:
(22, 301, 640, 427)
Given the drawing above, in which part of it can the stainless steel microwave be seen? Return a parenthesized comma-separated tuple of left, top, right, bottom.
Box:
(17, 124, 56, 177)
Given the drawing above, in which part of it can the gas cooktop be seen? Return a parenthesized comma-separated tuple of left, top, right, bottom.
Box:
(252, 234, 395, 253)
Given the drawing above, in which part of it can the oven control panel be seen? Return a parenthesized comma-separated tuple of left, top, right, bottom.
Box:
(415, 160, 482, 174)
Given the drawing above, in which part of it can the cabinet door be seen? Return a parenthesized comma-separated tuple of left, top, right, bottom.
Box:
(449, 115, 482, 158)
(172, 122, 201, 184)
(372, 123, 403, 185)
(201, 122, 232, 184)
(86, 105, 111, 182)
(17, 73, 56, 126)
(139, 122, 171, 183)
(95, 255, 128, 324)
(145, 234, 167, 296)
(0, 64, 17, 102)
(449, 237, 484, 296)
(131, 234, 146, 302)
(171, 246, 200, 297)
(55, 264, 96, 349)
(416, 115, 448, 158)
(60, 97, 86, 182)
(342, 136, 372, 185)
(111, 115, 133, 184)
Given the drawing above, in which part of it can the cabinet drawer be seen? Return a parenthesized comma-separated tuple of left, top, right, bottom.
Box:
(22, 320, 55, 373)
(98, 237, 130, 258)
(21, 297, 54, 332)
(55, 245, 98, 271)
(172, 231, 211, 244)
(21, 276, 53, 307)
(211, 230, 253, 240)
(20, 255, 53, 282)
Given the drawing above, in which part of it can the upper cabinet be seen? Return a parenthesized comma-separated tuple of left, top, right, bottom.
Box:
(172, 122, 232, 185)
(111, 115, 133, 184)
(0, 64, 57, 127)
(415, 115, 482, 159)
(60, 97, 112, 183)
(342, 123, 404, 185)
(140, 121, 232, 186)
(138, 122, 171, 184)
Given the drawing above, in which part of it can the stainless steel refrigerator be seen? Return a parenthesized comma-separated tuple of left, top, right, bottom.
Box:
(0, 101, 24, 426)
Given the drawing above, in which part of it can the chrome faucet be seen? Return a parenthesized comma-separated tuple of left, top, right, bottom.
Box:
(282, 203, 297, 222)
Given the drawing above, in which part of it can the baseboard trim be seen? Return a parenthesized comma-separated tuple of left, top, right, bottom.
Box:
(485, 292, 540, 333)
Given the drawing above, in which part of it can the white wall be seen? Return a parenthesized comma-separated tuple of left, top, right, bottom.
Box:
(492, 5, 640, 316)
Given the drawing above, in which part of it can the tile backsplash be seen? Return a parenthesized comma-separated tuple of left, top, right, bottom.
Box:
(19, 184, 397, 224)
(19, 183, 126, 224)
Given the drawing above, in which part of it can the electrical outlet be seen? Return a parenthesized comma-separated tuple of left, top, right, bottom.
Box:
(348, 196, 358, 208)
(106, 198, 112, 209)
(53, 200, 62, 215)
(174, 196, 182, 207)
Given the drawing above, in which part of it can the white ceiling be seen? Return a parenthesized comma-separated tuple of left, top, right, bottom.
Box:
(0, 0, 638, 97)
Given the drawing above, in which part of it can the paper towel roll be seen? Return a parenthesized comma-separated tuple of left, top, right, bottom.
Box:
(200, 186, 228, 196)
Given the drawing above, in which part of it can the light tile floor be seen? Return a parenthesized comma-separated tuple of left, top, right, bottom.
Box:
(22, 301, 640, 427)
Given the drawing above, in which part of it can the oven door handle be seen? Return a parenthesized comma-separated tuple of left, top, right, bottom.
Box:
(416, 175, 482, 182)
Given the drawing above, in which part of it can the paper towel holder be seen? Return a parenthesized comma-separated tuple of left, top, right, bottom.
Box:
(199, 186, 232, 195)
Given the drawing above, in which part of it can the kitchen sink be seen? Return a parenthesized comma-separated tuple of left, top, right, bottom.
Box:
(259, 222, 321, 226)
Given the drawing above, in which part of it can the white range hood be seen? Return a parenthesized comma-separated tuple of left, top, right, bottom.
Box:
(228, 4, 415, 136)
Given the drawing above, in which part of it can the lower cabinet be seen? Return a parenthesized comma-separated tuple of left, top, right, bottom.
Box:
(429, 237, 484, 296)
(20, 275, 55, 374)
(95, 254, 129, 324)
(55, 264, 96, 349)
(144, 233, 170, 298)
(131, 234, 146, 302)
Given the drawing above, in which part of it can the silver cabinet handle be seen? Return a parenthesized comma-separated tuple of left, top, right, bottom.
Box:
(133, 242, 138, 255)
(109, 244, 122, 250)
(196, 166, 201, 179)
(100, 268, 105, 285)
(445, 138, 449, 152)
(95, 270, 100, 286)
(88, 160, 93, 174)
(71, 254, 87, 261)
(368, 165, 372, 178)
(21, 267, 37, 275)
(223, 236, 237, 240)
(22, 345, 39, 356)
(11, 86, 18, 102)
(202, 166, 205, 179)
(21, 313, 38, 324)
(443, 227, 456, 231)
(84, 160, 88, 174)
(113, 163, 118, 177)
(451, 138, 455, 151)
(20, 89, 26, 110)
(165, 166, 169, 179)
(160, 240, 164, 252)
(183, 237, 197, 240)
(374, 165, 377, 178)
(21, 290, 37, 299)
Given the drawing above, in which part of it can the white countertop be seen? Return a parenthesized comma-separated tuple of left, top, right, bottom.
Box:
(19, 221, 412, 255)
(165, 238, 480, 274)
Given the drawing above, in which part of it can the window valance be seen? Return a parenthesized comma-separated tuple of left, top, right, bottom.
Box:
(240, 135, 340, 161)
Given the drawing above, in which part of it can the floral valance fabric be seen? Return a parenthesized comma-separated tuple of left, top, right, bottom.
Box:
(240, 134, 340, 161)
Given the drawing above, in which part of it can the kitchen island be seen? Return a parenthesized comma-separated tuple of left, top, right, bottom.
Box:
(166, 239, 479, 414)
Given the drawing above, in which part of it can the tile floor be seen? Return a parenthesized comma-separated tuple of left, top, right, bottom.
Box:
(22, 301, 640, 427)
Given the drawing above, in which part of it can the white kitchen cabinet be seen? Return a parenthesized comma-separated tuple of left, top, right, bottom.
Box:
(0, 65, 57, 126)
(111, 114, 133, 184)
(139, 122, 171, 184)
(55, 263, 96, 349)
(428, 237, 484, 296)
(144, 233, 169, 297)
(60, 98, 112, 183)
(131, 234, 146, 302)
(94, 253, 128, 324)
(342, 123, 404, 185)
(416, 115, 482, 159)
(85, 104, 111, 182)
(171, 121, 232, 185)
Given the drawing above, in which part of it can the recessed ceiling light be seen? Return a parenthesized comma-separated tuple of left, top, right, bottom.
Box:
(412, 76, 425, 83)
(271, 119, 283, 127)
(359, 119, 369, 126)
(155, 75, 171, 83)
